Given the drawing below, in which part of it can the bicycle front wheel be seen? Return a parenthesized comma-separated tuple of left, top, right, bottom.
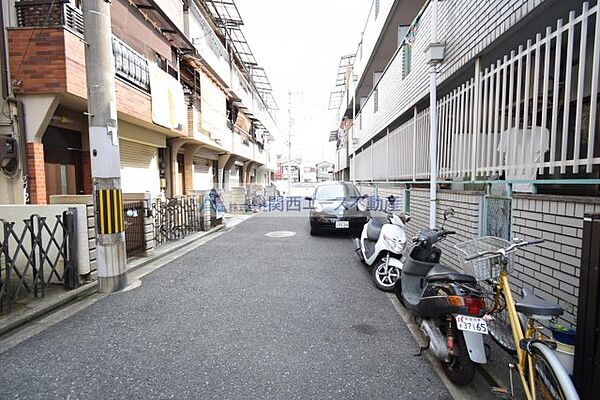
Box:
(530, 342, 579, 400)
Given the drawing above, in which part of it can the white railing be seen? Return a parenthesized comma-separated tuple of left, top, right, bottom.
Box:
(353, 2, 600, 182)
(336, 147, 348, 171)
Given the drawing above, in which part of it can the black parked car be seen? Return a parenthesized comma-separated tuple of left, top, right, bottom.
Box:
(306, 182, 370, 236)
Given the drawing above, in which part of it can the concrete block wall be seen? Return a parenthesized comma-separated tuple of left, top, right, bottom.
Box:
(86, 204, 97, 273)
(144, 215, 155, 257)
(52, 194, 158, 272)
(511, 194, 600, 326)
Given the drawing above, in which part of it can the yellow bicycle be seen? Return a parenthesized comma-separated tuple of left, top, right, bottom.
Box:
(456, 237, 579, 400)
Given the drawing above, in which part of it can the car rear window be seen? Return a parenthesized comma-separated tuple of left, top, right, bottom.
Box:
(314, 184, 345, 200)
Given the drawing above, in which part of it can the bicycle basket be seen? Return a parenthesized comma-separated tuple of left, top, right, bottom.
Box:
(455, 236, 513, 281)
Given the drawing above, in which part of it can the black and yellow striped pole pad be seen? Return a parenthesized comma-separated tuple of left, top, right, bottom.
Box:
(96, 189, 124, 234)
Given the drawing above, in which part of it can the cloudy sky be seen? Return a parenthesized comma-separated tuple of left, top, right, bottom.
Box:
(235, 0, 371, 164)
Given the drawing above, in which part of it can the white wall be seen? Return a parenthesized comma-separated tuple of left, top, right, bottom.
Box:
(0, 204, 90, 274)
(353, 0, 396, 86)
(200, 70, 229, 144)
(186, 2, 231, 83)
(155, 0, 185, 33)
(354, 0, 552, 150)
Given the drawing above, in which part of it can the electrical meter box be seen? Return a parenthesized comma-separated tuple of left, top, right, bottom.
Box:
(0, 136, 17, 168)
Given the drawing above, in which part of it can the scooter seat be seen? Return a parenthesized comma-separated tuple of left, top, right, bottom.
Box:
(366, 218, 385, 241)
(515, 288, 563, 317)
(425, 264, 476, 284)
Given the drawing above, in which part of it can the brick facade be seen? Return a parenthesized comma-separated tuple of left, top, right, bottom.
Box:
(512, 194, 600, 326)
(26, 142, 47, 205)
(8, 27, 154, 124)
(81, 151, 92, 194)
(8, 28, 68, 94)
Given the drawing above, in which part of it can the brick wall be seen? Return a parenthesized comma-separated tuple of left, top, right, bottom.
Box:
(81, 151, 92, 195)
(184, 153, 193, 194)
(8, 28, 68, 94)
(26, 142, 47, 205)
(9, 27, 154, 125)
(511, 194, 600, 326)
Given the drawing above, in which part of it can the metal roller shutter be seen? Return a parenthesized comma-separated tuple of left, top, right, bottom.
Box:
(119, 140, 157, 168)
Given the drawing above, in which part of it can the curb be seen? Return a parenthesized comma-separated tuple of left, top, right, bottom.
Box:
(0, 224, 226, 337)
(0, 281, 97, 337)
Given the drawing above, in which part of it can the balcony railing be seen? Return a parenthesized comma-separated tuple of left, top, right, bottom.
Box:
(16, 1, 83, 34)
(112, 36, 150, 91)
(15, 0, 150, 92)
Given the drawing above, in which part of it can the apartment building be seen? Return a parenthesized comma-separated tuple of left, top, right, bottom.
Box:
(0, 0, 278, 205)
(331, 0, 600, 326)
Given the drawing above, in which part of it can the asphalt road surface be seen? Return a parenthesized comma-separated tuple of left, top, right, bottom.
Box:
(0, 212, 451, 399)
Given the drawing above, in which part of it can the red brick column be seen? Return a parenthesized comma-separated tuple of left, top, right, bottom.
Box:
(184, 153, 193, 194)
(26, 142, 47, 204)
(81, 150, 93, 194)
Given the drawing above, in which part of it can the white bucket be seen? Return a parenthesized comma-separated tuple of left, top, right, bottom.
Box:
(554, 342, 575, 376)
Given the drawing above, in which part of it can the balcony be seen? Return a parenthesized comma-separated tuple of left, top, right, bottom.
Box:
(9, 0, 155, 126)
(15, 0, 83, 34)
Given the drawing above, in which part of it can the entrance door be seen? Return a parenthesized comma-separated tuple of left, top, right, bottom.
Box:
(43, 127, 83, 202)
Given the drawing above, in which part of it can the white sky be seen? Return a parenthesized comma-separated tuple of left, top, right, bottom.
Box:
(235, 0, 371, 165)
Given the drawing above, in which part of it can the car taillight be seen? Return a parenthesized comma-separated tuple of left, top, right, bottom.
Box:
(447, 296, 485, 316)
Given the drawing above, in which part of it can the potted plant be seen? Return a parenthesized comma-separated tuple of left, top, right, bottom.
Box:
(549, 322, 576, 376)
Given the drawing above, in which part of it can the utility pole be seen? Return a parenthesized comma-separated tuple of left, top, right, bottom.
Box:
(287, 90, 292, 196)
(83, 1, 127, 292)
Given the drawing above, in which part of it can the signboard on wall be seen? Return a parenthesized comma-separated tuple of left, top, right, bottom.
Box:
(148, 64, 187, 131)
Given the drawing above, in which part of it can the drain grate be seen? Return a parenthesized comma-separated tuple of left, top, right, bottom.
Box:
(265, 231, 297, 238)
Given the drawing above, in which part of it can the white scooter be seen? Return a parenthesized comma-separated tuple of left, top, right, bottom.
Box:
(353, 212, 409, 291)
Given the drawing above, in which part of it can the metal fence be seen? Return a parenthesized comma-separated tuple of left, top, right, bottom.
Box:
(353, 2, 600, 182)
(123, 201, 146, 259)
(152, 196, 206, 246)
(0, 209, 78, 314)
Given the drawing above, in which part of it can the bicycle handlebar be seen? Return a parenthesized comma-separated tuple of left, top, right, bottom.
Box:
(464, 238, 545, 262)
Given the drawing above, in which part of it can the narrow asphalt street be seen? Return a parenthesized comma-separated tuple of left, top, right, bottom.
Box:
(0, 212, 450, 399)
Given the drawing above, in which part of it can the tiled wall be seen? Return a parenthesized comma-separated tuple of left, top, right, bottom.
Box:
(511, 194, 600, 326)
(357, 183, 597, 327)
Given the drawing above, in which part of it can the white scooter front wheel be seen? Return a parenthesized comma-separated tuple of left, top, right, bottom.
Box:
(372, 259, 401, 292)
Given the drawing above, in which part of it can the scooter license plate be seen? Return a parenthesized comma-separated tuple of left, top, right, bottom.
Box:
(455, 315, 488, 335)
(335, 221, 349, 228)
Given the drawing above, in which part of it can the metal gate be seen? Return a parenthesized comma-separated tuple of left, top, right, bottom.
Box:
(152, 196, 205, 246)
(0, 208, 78, 313)
(123, 201, 146, 259)
(483, 195, 512, 240)
(573, 213, 600, 400)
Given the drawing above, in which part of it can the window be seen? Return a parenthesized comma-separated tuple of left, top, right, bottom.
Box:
(156, 53, 167, 71)
(403, 45, 412, 78)
(374, 89, 378, 113)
